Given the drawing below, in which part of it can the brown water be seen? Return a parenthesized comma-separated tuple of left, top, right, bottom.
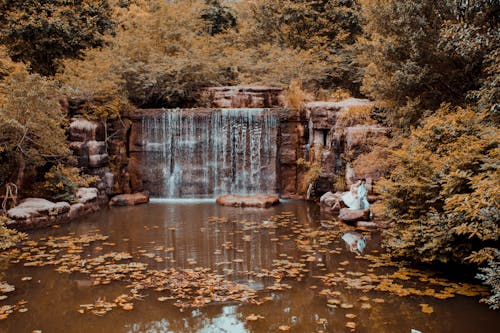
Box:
(1, 201, 498, 333)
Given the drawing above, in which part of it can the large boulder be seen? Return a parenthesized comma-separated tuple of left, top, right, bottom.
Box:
(75, 187, 98, 204)
(216, 194, 280, 208)
(7, 198, 71, 230)
(69, 118, 104, 142)
(338, 208, 370, 223)
(109, 192, 149, 206)
(320, 191, 343, 211)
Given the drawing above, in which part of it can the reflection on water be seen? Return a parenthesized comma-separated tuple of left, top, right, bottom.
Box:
(1, 201, 498, 333)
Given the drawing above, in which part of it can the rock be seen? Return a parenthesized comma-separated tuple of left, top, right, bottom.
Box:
(356, 221, 379, 228)
(69, 118, 104, 142)
(320, 191, 343, 211)
(88, 153, 109, 168)
(7, 198, 71, 230)
(216, 194, 280, 208)
(75, 187, 98, 204)
(68, 201, 100, 220)
(109, 192, 149, 206)
(339, 208, 370, 223)
(8, 199, 69, 219)
(202, 86, 284, 108)
(345, 164, 357, 187)
(345, 125, 387, 157)
(87, 141, 106, 155)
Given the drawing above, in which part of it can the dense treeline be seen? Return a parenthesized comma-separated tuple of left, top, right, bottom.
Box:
(0, 0, 498, 307)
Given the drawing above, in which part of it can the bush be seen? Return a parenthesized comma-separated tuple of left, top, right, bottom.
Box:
(44, 165, 99, 203)
(476, 249, 500, 309)
(352, 136, 394, 181)
(380, 104, 499, 295)
(284, 81, 311, 111)
(336, 105, 376, 129)
(0, 61, 71, 189)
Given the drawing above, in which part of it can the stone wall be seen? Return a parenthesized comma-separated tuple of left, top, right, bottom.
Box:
(304, 98, 387, 197)
(68, 118, 114, 199)
(201, 86, 284, 108)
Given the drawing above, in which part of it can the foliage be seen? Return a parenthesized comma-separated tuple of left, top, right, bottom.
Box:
(297, 157, 322, 194)
(0, 62, 71, 188)
(0, 215, 26, 250)
(336, 105, 376, 129)
(243, 0, 362, 90)
(352, 136, 394, 181)
(380, 105, 499, 268)
(57, 48, 127, 120)
(284, 81, 310, 111)
(201, 0, 237, 35)
(357, 0, 499, 127)
(0, 0, 115, 76)
(59, 0, 236, 108)
(476, 248, 500, 309)
(43, 164, 99, 202)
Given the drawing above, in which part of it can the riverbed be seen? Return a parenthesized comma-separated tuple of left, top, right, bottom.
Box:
(0, 201, 498, 332)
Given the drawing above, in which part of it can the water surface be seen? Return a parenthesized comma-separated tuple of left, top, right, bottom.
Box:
(1, 201, 498, 332)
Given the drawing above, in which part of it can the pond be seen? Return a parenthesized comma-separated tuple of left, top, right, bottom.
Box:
(1, 201, 498, 332)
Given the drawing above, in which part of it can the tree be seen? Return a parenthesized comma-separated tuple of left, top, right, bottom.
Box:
(0, 0, 115, 76)
(0, 57, 71, 189)
(245, 0, 362, 91)
(357, 0, 499, 127)
(58, 0, 237, 109)
(201, 0, 237, 35)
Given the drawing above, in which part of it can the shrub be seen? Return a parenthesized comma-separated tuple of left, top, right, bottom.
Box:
(380, 105, 499, 300)
(44, 165, 99, 203)
(336, 105, 376, 129)
(285, 81, 310, 111)
(476, 249, 500, 309)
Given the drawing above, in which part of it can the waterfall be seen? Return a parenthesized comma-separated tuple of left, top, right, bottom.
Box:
(141, 108, 278, 198)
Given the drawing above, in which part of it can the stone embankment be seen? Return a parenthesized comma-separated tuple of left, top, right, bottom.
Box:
(7, 187, 100, 230)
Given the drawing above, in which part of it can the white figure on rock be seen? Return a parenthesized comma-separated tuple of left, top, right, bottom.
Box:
(341, 181, 361, 210)
(357, 178, 370, 210)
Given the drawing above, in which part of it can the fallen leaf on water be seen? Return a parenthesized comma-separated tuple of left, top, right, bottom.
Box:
(345, 321, 356, 329)
(121, 303, 134, 311)
(360, 303, 372, 310)
(372, 298, 385, 303)
(340, 303, 354, 309)
(245, 314, 263, 321)
(278, 325, 290, 331)
(345, 313, 356, 319)
(419, 303, 434, 314)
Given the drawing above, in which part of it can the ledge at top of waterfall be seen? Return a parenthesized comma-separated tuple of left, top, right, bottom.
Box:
(216, 194, 280, 208)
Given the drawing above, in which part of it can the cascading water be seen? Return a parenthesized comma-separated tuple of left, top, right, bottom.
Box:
(141, 108, 278, 198)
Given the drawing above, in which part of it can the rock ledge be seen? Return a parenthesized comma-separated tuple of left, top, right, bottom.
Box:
(216, 194, 280, 208)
